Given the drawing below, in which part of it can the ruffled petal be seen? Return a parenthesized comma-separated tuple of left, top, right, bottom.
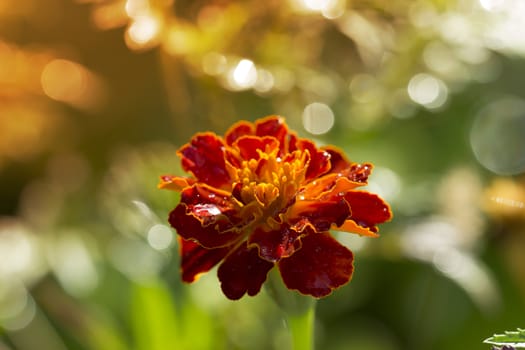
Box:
(345, 191, 393, 229)
(179, 238, 231, 282)
(323, 146, 372, 183)
(336, 219, 379, 237)
(278, 233, 354, 298)
(286, 198, 350, 233)
(255, 115, 287, 139)
(247, 225, 303, 262)
(235, 136, 280, 161)
(158, 175, 194, 191)
(169, 204, 243, 248)
(345, 162, 373, 183)
(170, 185, 246, 247)
(180, 184, 245, 224)
(225, 120, 255, 146)
(323, 146, 352, 174)
(217, 242, 274, 300)
(301, 175, 363, 200)
(336, 191, 392, 237)
(178, 133, 231, 188)
(296, 139, 331, 180)
(180, 183, 238, 211)
(255, 116, 290, 154)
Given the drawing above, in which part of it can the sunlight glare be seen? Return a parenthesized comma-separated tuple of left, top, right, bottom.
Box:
(126, 15, 161, 49)
(230, 59, 257, 90)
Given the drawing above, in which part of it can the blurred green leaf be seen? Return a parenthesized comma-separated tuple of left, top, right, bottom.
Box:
(85, 312, 129, 350)
(131, 280, 179, 350)
(179, 299, 219, 350)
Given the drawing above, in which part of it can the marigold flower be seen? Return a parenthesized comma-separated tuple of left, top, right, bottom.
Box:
(159, 116, 392, 300)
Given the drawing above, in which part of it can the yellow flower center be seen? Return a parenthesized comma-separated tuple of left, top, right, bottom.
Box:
(235, 147, 309, 230)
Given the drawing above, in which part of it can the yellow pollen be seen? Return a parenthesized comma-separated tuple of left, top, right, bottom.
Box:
(235, 148, 309, 229)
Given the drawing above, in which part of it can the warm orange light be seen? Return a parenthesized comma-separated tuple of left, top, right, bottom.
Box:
(40, 59, 103, 109)
(91, 1, 128, 30)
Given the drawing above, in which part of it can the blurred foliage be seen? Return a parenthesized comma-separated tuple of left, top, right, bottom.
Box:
(1, 0, 525, 349)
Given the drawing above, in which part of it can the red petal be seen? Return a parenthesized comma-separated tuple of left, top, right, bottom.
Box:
(324, 146, 372, 183)
(217, 242, 274, 300)
(255, 116, 287, 139)
(248, 225, 303, 262)
(345, 191, 393, 228)
(234, 136, 280, 160)
(180, 184, 238, 214)
(323, 146, 352, 174)
(179, 238, 231, 282)
(255, 116, 290, 154)
(288, 132, 298, 153)
(179, 184, 245, 228)
(278, 233, 354, 298)
(296, 139, 331, 180)
(225, 121, 255, 146)
(345, 163, 373, 183)
(172, 184, 249, 246)
(169, 204, 243, 248)
(178, 133, 231, 188)
(286, 198, 350, 233)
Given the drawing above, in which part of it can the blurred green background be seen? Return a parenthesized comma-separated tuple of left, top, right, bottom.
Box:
(1, 0, 525, 349)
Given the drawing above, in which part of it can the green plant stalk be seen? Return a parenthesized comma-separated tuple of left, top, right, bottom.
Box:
(265, 269, 317, 350)
(286, 304, 316, 350)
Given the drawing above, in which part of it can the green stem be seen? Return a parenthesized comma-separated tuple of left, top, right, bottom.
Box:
(286, 304, 316, 350)
(264, 269, 316, 350)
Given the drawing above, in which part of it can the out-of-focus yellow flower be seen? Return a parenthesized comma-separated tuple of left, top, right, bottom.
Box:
(483, 178, 525, 222)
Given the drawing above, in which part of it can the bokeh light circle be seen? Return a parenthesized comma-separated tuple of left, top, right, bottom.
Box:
(302, 102, 335, 135)
(470, 97, 525, 175)
(407, 73, 448, 109)
(147, 224, 174, 250)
